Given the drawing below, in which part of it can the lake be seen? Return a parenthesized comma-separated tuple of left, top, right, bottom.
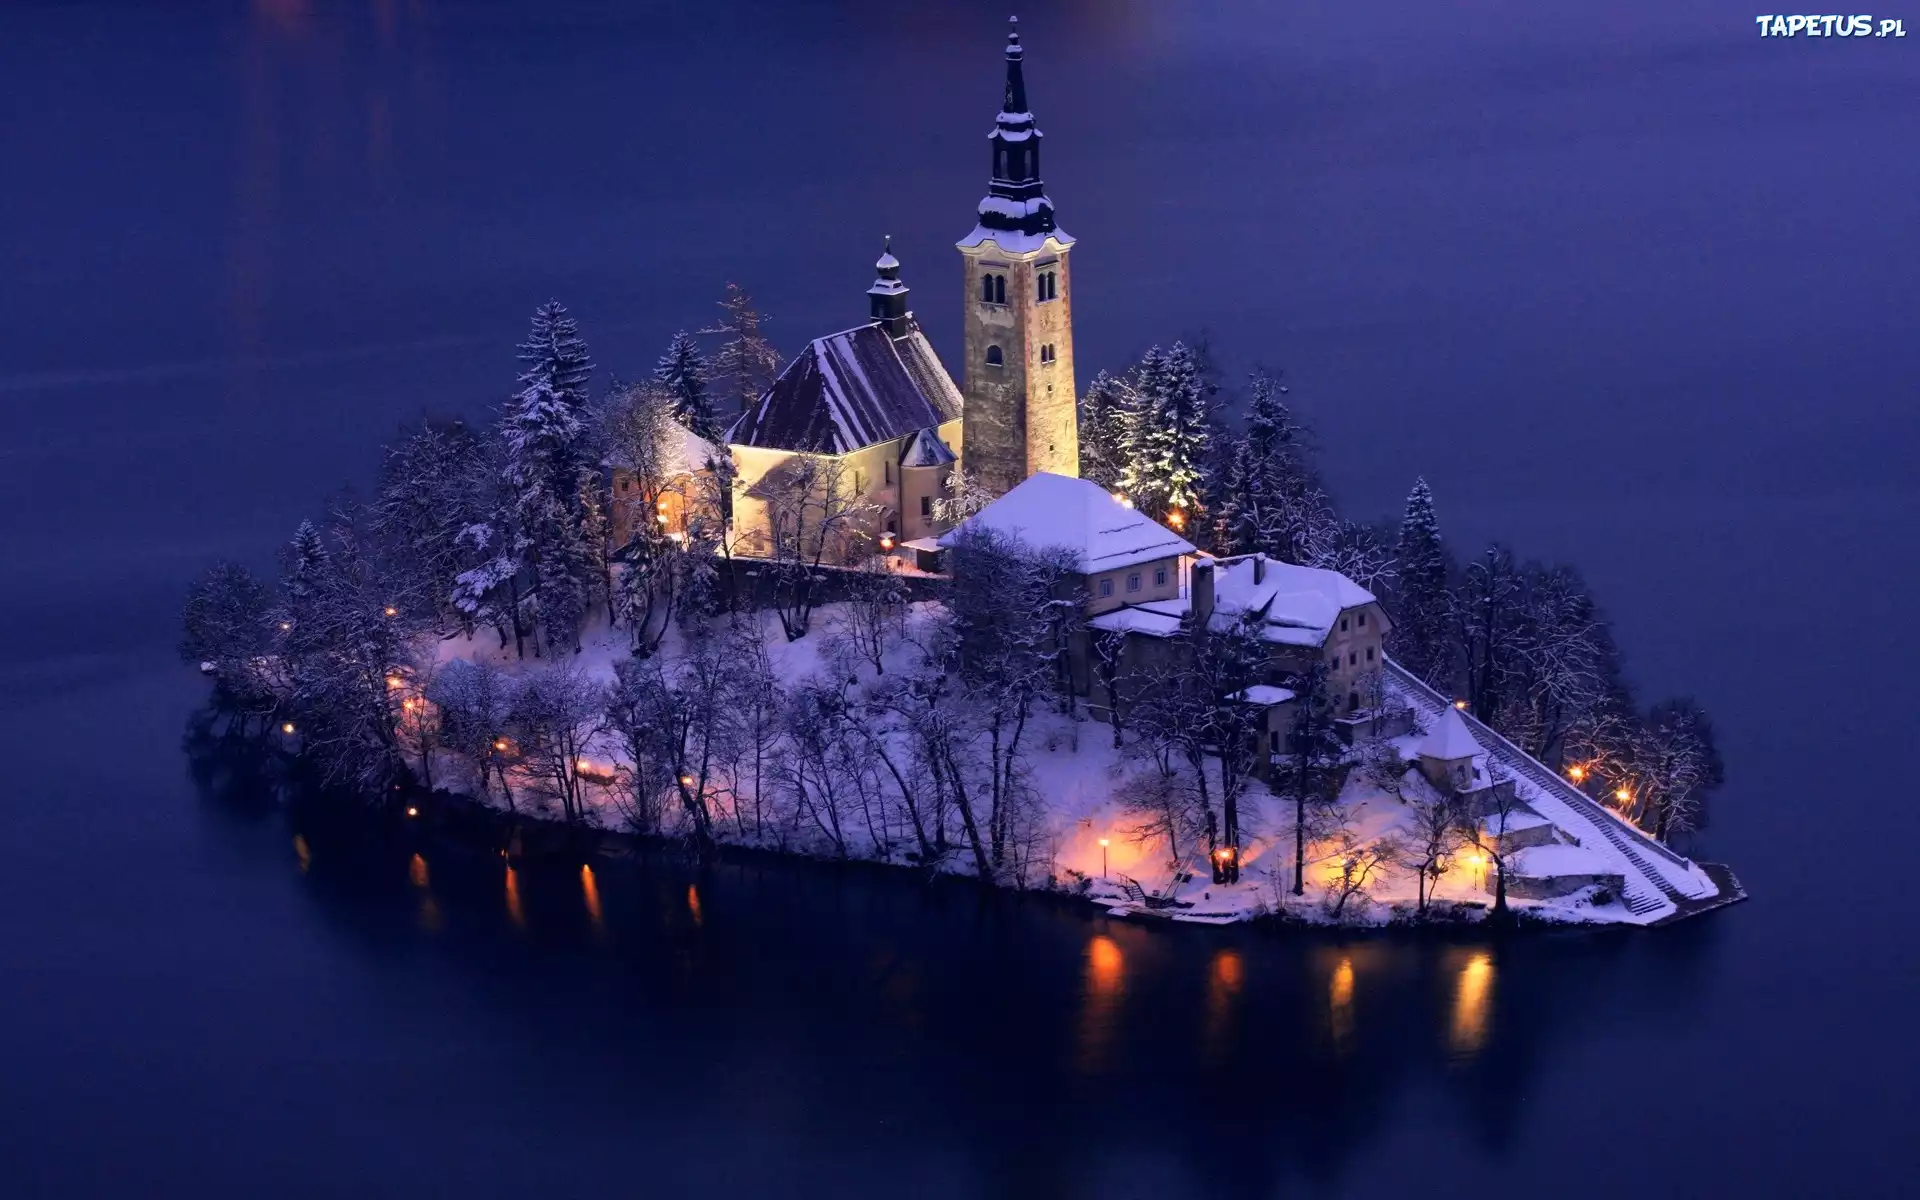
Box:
(1, 2, 1916, 1196)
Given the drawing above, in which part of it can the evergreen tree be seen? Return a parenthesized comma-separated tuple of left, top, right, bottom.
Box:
(655, 330, 720, 441)
(1119, 341, 1212, 524)
(700, 283, 781, 416)
(283, 520, 329, 600)
(1388, 477, 1455, 687)
(516, 300, 594, 410)
(500, 375, 592, 655)
(1078, 369, 1135, 492)
(1209, 369, 1335, 561)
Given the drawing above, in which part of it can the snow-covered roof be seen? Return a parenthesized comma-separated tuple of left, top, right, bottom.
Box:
(900, 427, 956, 468)
(725, 319, 962, 455)
(1088, 605, 1185, 637)
(1234, 685, 1297, 706)
(1508, 843, 1618, 880)
(956, 225, 1075, 256)
(1418, 707, 1483, 762)
(1484, 810, 1551, 835)
(940, 472, 1195, 574)
(1100, 553, 1376, 647)
(604, 420, 720, 478)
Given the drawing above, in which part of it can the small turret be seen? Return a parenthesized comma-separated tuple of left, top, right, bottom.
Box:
(867, 235, 911, 338)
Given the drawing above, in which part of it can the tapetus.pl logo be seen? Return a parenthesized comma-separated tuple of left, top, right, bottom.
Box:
(1754, 14, 1907, 35)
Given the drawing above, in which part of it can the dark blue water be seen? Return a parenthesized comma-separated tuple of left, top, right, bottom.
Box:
(2, 3, 1916, 1195)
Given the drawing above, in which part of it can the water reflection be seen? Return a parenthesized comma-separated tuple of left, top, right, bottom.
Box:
(1451, 950, 1495, 1059)
(1329, 955, 1356, 1053)
(504, 866, 524, 929)
(292, 834, 310, 874)
(189, 713, 1715, 1194)
(1077, 933, 1125, 1074)
(1203, 947, 1244, 1064)
(580, 864, 603, 932)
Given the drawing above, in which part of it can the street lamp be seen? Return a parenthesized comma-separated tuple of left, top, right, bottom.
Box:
(1097, 837, 1110, 880)
(1568, 764, 1586, 782)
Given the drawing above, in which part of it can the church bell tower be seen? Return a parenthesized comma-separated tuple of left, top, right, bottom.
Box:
(957, 17, 1078, 497)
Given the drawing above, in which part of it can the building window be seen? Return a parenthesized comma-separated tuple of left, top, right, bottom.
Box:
(884, 460, 892, 485)
(994, 275, 1006, 305)
(920, 495, 932, 517)
(1366, 646, 1375, 662)
(1154, 566, 1168, 586)
(1358, 611, 1368, 627)
(1127, 573, 1141, 592)
(1037, 270, 1058, 301)
(1349, 651, 1357, 666)
(1340, 617, 1348, 632)
(981, 275, 994, 303)
(1348, 691, 1360, 712)
(1040, 343, 1056, 364)
(1329, 657, 1339, 671)
(1099, 578, 1113, 597)
(986, 345, 1003, 367)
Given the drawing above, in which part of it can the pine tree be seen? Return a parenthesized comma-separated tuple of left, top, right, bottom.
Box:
(517, 300, 594, 410)
(283, 520, 328, 599)
(655, 330, 720, 441)
(701, 283, 780, 416)
(1210, 370, 1339, 563)
(500, 375, 591, 655)
(1388, 478, 1454, 686)
(1119, 342, 1212, 524)
(1078, 369, 1135, 491)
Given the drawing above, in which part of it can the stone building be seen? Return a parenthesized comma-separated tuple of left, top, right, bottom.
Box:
(956, 18, 1080, 496)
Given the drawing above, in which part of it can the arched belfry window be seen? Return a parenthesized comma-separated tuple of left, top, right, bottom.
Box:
(993, 275, 1006, 305)
(981, 275, 995, 303)
(986, 345, 1004, 367)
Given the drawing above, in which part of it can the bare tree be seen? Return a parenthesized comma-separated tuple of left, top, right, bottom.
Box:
(179, 560, 280, 732)
(761, 455, 876, 641)
(428, 658, 520, 810)
(604, 629, 748, 853)
(1454, 760, 1522, 920)
(834, 564, 909, 675)
(509, 661, 605, 824)
(1323, 830, 1399, 919)
(1273, 660, 1347, 895)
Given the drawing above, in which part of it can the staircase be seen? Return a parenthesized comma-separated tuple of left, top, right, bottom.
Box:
(1385, 660, 1718, 918)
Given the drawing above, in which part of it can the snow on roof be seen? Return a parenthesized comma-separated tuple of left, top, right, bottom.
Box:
(1418, 706, 1483, 762)
(940, 472, 1196, 573)
(605, 419, 720, 478)
(725, 320, 962, 455)
(1485, 810, 1552, 835)
(900, 427, 956, 467)
(1088, 606, 1185, 638)
(1508, 842, 1618, 880)
(1235, 685, 1297, 706)
(956, 225, 1075, 256)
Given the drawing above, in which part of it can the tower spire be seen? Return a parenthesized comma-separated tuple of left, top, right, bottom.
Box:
(867, 235, 911, 338)
(1003, 16, 1027, 115)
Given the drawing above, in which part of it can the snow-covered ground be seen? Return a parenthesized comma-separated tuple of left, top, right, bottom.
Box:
(416, 606, 1720, 928)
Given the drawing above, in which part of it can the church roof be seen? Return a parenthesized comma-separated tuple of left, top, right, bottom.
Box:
(958, 18, 1071, 256)
(901, 427, 957, 468)
(940, 472, 1196, 574)
(1418, 706, 1484, 763)
(725, 319, 962, 455)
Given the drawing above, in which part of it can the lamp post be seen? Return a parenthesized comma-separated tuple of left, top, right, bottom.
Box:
(1098, 837, 1110, 880)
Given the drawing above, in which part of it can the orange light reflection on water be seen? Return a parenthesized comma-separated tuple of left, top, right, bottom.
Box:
(1076, 934, 1125, 1074)
(687, 884, 703, 928)
(1330, 956, 1356, 1052)
(504, 866, 524, 928)
(580, 864, 603, 931)
(1450, 951, 1494, 1058)
(408, 853, 428, 889)
(1203, 947, 1245, 1064)
(292, 835, 311, 874)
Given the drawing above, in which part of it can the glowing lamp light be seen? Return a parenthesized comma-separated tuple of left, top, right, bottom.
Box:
(1568, 765, 1586, 782)
(281, 722, 295, 734)
(657, 513, 670, 525)
(383, 606, 397, 617)
(678, 774, 695, 787)
(1453, 699, 1469, 710)
(1112, 492, 1133, 509)
(386, 675, 403, 690)
(405, 806, 419, 818)
(1614, 787, 1632, 803)
(656, 498, 670, 511)
(279, 622, 291, 631)
(1097, 837, 1110, 848)
(577, 758, 593, 772)
(493, 739, 509, 752)
(1168, 509, 1186, 527)
(402, 698, 417, 711)
(879, 533, 896, 552)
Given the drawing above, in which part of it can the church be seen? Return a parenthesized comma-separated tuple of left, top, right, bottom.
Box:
(720, 17, 1079, 555)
